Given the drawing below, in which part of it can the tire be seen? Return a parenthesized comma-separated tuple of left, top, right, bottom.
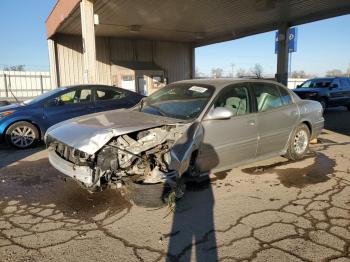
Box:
(126, 182, 173, 208)
(125, 152, 198, 207)
(284, 123, 310, 161)
(5, 121, 39, 149)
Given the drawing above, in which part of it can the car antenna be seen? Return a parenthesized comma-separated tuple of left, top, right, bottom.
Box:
(7, 76, 20, 104)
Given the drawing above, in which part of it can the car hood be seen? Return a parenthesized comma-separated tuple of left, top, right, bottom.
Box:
(293, 88, 322, 93)
(0, 103, 24, 112)
(45, 109, 181, 155)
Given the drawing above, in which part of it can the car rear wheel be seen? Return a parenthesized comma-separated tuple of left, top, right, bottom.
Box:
(5, 121, 39, 149)
(284, 123, 310, 161)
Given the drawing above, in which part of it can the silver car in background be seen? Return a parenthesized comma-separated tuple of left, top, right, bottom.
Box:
(45, 79, 324, 205)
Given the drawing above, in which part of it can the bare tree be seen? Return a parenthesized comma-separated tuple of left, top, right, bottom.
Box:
(236, 68, 247, 77)
(326, 69, 343, 77)
(3, 65, 26, 71)
(211, 67, 223, 78)
(291, 70, 307, 78)
(250, 64, 263, 78)
(194, 68, 209, 78)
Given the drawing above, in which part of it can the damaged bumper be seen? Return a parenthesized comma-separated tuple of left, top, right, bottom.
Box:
(48, 149, 95, 187)
(46, 110, 203, 191)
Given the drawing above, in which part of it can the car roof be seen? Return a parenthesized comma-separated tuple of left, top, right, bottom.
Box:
(308, 77, 336, 81)
(63, 84, 117, 89)
(60, 84, 141, 95)
(174, 78, 282, 91)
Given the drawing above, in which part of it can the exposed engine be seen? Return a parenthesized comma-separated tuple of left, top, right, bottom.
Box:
(50, 125, 187, 189)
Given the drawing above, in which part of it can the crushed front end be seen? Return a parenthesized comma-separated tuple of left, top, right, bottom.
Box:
(47, 124, 190, 191)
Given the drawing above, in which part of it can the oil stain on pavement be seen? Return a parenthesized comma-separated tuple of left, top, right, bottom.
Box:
(0, 158, 132, 220)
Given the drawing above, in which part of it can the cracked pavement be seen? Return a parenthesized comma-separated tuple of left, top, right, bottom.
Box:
(0, 128, 349, 261)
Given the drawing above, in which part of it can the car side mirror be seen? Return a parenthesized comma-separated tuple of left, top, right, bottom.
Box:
(296, 85, 301, 88)
(205, 107, 234, 120)
(45, 98, 61, 107)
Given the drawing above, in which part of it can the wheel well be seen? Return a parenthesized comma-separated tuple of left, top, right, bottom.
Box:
(190, 150, 199, 165)
(4, 120, 41, 139)
(302, 121, 312, 135)
(320, 96, 328, 103)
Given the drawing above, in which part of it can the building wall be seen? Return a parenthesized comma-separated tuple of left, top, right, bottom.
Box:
(53, 34, 192, 87)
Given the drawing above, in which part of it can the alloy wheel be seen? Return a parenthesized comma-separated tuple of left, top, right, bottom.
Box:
(10, 126, 36, 148)
(293, 129, 308, 155)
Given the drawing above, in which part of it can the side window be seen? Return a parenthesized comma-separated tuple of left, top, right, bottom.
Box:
(332, 79, 340, 88)
(96, 88, 126, 101)
(340, 78, 349, 88)
(214, 84, 250, 116)
(346, 78, 350, 87)
(50, 89, 91, 106)
(61, 89, 91, 104)
(252, 83, 283, 112)
(278, 86, 293, 105)
(79, 89, 92, 102)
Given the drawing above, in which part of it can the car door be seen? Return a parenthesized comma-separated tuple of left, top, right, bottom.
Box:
(338, 78, 350, 105)
(252, 82, 299, 157)
(93, 87, 132, 112)
(198, 83, 258, 172)
(43, 88, 94, 126)
(328, 78, 345, 106)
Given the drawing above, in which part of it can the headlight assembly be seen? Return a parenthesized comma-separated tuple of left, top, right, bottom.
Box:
(0, 111, 15, 118)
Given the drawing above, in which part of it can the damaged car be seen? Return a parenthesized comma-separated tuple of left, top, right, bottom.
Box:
(45, 79, 324, 206)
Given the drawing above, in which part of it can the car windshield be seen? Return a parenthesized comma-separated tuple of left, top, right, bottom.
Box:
(22, 88, 66, 105)
(141, 83, 215, 120)
(299, 79, 333, 88)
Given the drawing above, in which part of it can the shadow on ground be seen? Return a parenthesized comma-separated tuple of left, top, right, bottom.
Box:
(0, 143, 45, 168)
(324, 106, 350, 136)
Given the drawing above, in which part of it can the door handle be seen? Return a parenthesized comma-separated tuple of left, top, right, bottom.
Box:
(248, 120, 256, 126)
(291, 111, 298, 116)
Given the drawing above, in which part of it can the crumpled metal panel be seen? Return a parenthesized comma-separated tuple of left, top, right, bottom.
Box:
(45, 109, 179, 155)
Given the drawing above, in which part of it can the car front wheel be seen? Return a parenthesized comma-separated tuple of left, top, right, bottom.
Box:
(284, 123, 310, 161)
(5, 121, 39, 149)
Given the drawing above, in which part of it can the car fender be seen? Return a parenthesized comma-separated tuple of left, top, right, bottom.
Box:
(169, 122, 204, 175)
(0, 114, 44, 137)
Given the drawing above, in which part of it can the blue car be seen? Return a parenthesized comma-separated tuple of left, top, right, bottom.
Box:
(0, 85, 143, 149)
(293, 77, 350, 110)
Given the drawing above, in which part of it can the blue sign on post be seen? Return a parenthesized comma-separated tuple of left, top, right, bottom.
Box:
(275, 27, 298, 53)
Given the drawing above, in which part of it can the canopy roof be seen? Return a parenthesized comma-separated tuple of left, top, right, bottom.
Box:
(46, 0, 350, 46)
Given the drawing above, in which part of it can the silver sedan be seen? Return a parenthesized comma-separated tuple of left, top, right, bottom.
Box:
(45, 79, 324, 205)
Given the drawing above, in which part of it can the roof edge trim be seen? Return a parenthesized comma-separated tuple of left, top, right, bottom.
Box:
(46, 0, 81, 39)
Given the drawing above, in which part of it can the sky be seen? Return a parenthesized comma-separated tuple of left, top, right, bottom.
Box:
(0, 0, 349, 77)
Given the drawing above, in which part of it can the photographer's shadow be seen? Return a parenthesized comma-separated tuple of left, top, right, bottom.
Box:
(167, 143, 219, 262)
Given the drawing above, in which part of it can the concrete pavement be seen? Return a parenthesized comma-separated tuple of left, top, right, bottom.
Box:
(0, 128, 349, 261)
